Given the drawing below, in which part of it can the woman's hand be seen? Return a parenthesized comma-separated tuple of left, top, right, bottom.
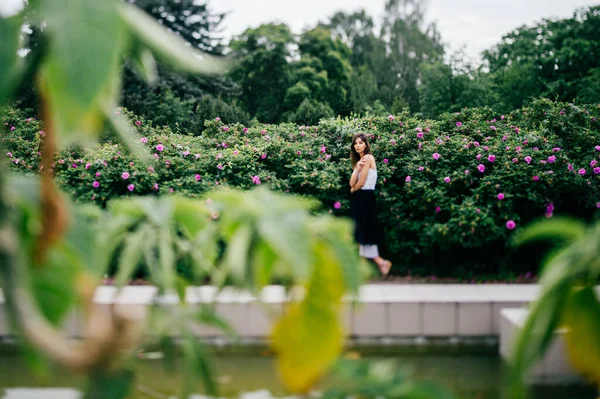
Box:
(356, 158, 366, 170)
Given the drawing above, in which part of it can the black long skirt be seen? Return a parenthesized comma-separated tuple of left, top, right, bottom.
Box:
(350, 189, 380, 246)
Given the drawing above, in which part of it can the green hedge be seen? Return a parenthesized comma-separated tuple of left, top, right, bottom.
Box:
(2, 99, 599, 277)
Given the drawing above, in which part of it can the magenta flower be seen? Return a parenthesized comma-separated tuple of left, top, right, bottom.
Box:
(547, 203, 554, 213)
(85, 163, 91, 169)
(465, 169, 470, 174)
(578, 168, 586, 175)
(261, 130, 267, 135)
(417, 132, 424, 138)
(547, 155, 556, 163)
(95, 172, 101, 177)
(595, 145, 600, 151)
(127, 184, 135, 192)
(222, 126, 229, 131)
(222, 142, 228, 148)
(296, 150, 301, 155)
(432, 153, 440, 160)
(217, 164, 224, 170)
(135, 120, 142, 126)
(320, 145, 326, 153)
(405, 176, 411, 182)
(473, 141, 480, 147)
(243, 127, 248, 133)
(524, 156, 532, 164)
(594, 167, 600, 175)
(591, 160, 598, 167)
(388, 115, 394, 121)
(6, 152, 12, 158)
(325, 154, 331, 160)
(552, 147, 561, 152)
(195, 174, 201, 181)
(533, 175, 539, 181)
(140, 137, 148, 143)
(516, 146, 521, 152)
(502, 135, 507, 141)
(92, 181, 100, 188)
(497, 193, 505, 200)
(568, 163, 573, 171)
(261, 153, 267, 159)
(390, 139, 397, 145)
(444, 176, 450, 183)
(506, 220, 516, 230)
(383, 158, 389, 164)
(490, 126, 496, 130)
(156, 144, 164, 152)
(512, 158, 518, 163)
(476, 154, 482, 161)
(122, 172, 130, 179)
(71, 163, 77, 169)
(456, 121, 462, 127)
(488, 154, 496, 162)
(477, 164, 485, 173)
(153, 183, 159, 191)
(334, 201, 341, 209)
(233, 150, 239, 155)
(436, 139, 443, 145)
(418, 166, 424, 171)
(215, 117, 221, 122)
(252, 175, 261, 185)
(147, 166, 155, 173)
(435, 206, 441, 213)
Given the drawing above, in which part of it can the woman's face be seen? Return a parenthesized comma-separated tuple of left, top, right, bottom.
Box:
(354, 137, 366, 154)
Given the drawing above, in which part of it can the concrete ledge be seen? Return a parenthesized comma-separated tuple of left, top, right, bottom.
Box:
(0, 284, 587, 341)
(499, 308, 584, 383)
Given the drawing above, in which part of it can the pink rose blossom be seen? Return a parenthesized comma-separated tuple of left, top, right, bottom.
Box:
(456, 122, 462, 127)
(217, 164, 224, 170)
(140, 137, 148, 143)
(477, 164, 485, 173)
(512, 158, 518, 163)
(506, 220, 516, 230)
(497, 193, 505, 200)
(473, 141, 480, 147)
(547, 156, 556, 163)
(122, 172, 130, 179)
(465, 169, 470, 174)
(417, 132, 424, 138)
(524, 156, 532, 164)
(516, 146, 521, 152)
(488, 154, 496, 162)
(153, 183, 159, 190)
(297, 151, 301, 155)
(591, 160, 598, 167)
(261, 130, 267, 135)
(147, 166, 155, 172)
(215, 117, 221, 122)
(490, 126, 496, 130)
(92, 181, 100, 188)
(388, 115, 394, 121)
(418, 166, 424, 171)
(405, 176, 411, 182)
(127, 184, 135, 192)
(552, 147, 561, 152)
(320, 145, 326, 153)
(222, 126, 229, 131)
(476, 154, 482, 161)
(435, 206, 441, 213)
(593, 167, 600, 175)
(595, 145, 600, 151)
(85, 163, 91, 169)
(135, 120, 142, 126)
(156, 144, 164, 152)
(383, 159, 389, 164)
(432, 153, 440, 160)
(252, 175, 261, 185)
(533, 175, 539, 181)
(568, 163, 573, 171)
(195, 174, 201, 181)
(334, 201, 341, 209)
(578, 168, 586, 175)
(243, 128, 248, 133)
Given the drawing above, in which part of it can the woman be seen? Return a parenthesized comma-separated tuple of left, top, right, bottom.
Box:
(349, 133, 392, 276)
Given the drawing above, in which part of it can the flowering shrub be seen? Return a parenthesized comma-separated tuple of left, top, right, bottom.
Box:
(2, 100, 599, 276)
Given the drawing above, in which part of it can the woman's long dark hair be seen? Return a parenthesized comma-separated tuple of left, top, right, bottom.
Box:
(350, 133, 372, 168)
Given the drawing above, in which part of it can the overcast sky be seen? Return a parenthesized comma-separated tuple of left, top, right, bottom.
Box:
(2, 0, 597, 61)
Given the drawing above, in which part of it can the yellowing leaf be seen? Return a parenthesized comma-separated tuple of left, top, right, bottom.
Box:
(271, 243, 345, 393)
(562, 285, 600, 384)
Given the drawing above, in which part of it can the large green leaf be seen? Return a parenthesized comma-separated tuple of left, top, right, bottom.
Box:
(38, 0, 127, 141)
(0, 14, 23, 105)
(118, 2, 232, 75)
(513, 217, 586, 246)
(271, 242, 345, 393)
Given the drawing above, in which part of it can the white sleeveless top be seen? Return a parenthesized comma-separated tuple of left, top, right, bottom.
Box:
(358, 168, 377, 190)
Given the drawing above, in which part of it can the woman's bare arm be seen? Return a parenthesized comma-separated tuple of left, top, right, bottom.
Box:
(351, 156, 373, 192)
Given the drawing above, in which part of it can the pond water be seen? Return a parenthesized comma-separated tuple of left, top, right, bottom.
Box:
(0, 349, 596, 399)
